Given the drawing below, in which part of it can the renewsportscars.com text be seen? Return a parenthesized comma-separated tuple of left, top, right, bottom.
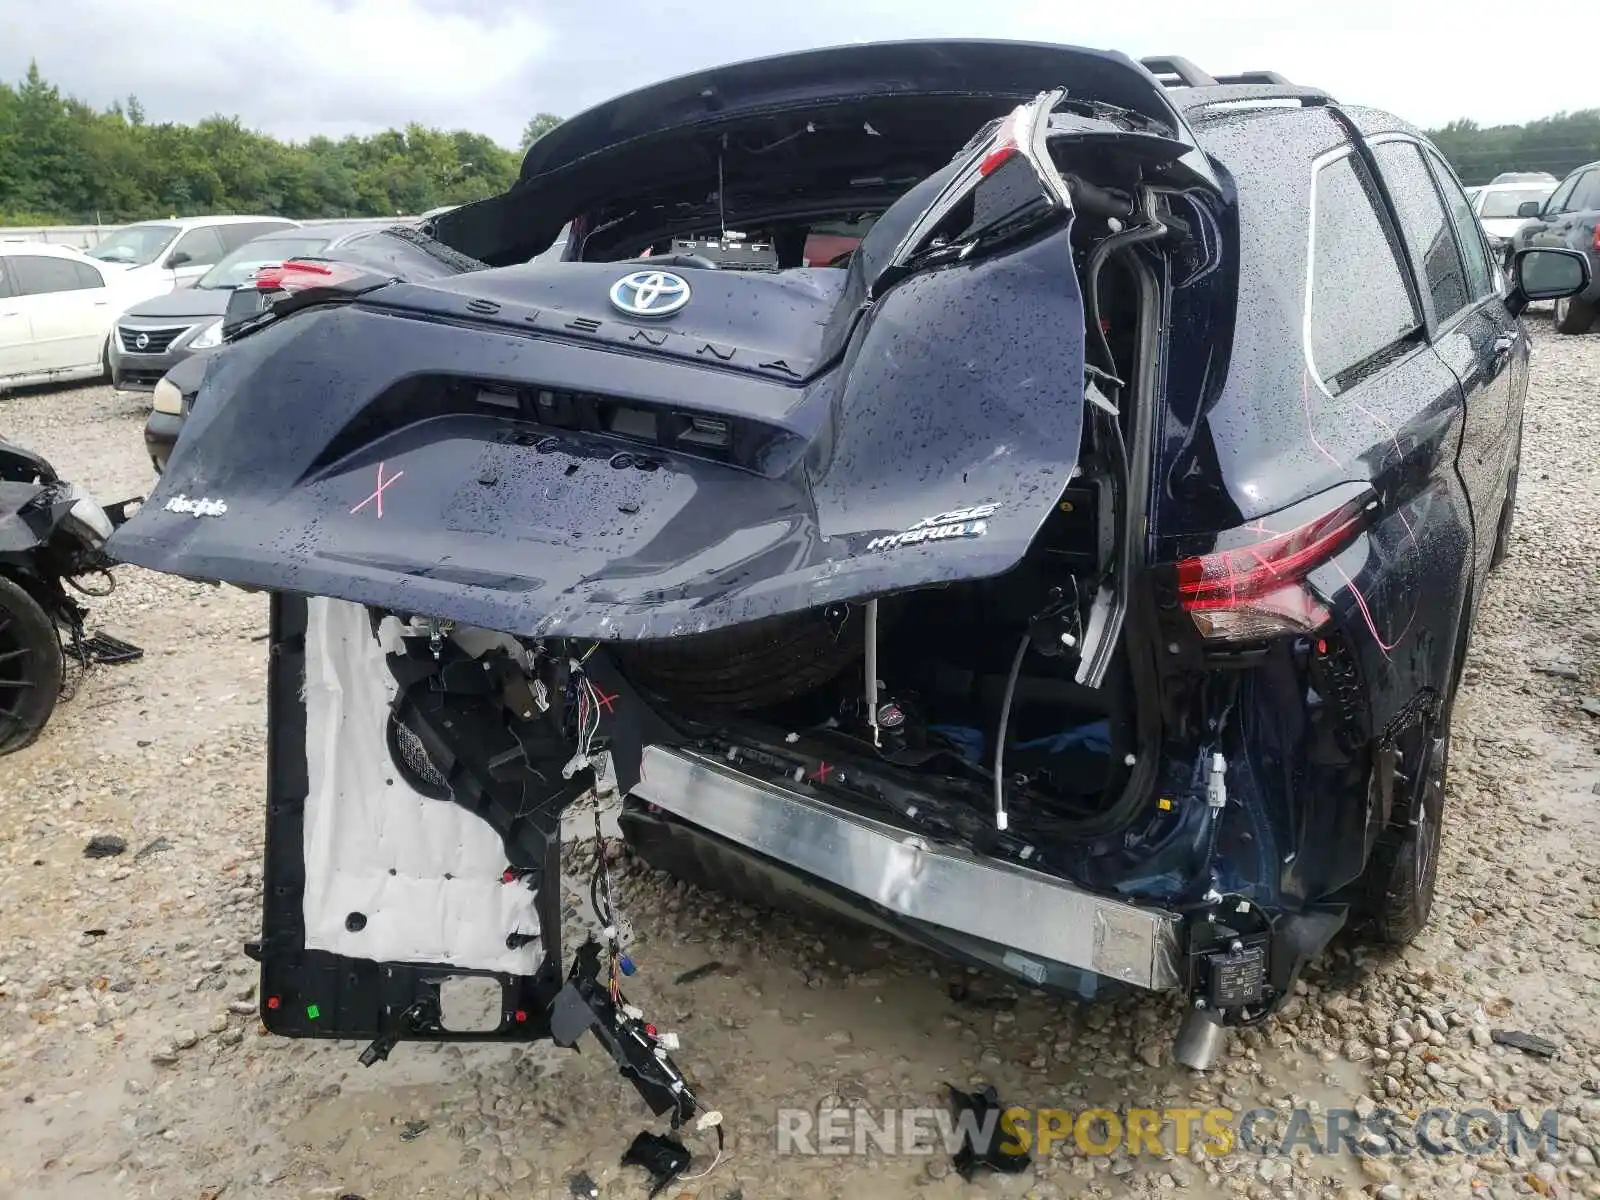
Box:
(775, 1104, 1559, 1160)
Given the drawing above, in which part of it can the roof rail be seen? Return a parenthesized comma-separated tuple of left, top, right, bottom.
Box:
(1176, 84, 1334, 111)
(1212, 70, 1292, 85)
(1138, 57, 1333, 108)
(1139, 56, 1218, 88)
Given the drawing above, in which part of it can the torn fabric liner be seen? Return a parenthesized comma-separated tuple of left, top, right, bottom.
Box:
(302, 597, 538, 974)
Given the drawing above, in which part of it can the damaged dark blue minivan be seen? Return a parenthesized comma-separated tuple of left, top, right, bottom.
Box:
(108, 41, 1591, 1110)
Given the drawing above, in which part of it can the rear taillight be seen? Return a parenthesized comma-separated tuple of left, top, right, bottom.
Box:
(225, 257, 388, 341)
(254, 259, 369, 293)
(979, 110, 1023, 177)
(1176, 494, 1371, 642)
(1591, 224, 1600, 252)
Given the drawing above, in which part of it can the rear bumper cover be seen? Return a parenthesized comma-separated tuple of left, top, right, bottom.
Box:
(631, 744, 1185, 991)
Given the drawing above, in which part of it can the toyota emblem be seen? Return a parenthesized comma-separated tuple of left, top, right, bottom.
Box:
(609, 270, 691, 318)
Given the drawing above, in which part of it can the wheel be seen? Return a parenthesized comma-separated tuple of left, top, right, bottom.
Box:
(1489, 423, 1521, 571)
(100, 334, 113, 383)
(1353, 584, 1472, 947)
(0, 575, 65, 756)
(1357, 714, 1448, 946)
(1553, 294, 1596, 335)
(616, 605, 883, 710)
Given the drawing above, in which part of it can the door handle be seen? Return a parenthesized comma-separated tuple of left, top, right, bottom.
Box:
(1493, 334, 1516, 355)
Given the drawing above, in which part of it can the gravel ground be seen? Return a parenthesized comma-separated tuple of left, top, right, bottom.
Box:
(1, 322, 1598, 1200)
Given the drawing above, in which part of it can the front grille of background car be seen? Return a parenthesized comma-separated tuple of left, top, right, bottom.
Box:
(117, 326, 188, 354)
(118, 369, 166, 387)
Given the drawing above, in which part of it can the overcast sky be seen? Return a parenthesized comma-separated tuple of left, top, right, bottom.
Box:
(0, 0, 1588, 148)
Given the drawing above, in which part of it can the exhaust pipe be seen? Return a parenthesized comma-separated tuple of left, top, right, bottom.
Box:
(1173, 1007, 1229, 1071)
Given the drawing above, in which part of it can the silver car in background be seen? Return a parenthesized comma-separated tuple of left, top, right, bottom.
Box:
(111, 222, 405, 395)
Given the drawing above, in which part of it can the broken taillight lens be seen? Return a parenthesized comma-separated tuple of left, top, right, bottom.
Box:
(1176, 494, 1371, 642)
(225, 258, 388, 341)
(254, 259, 370, 293)
(979, 101, 1041, 179)
(978, 110, 1023, 177)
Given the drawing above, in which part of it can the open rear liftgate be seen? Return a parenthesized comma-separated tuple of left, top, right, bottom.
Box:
(254, 593, 703, 1127)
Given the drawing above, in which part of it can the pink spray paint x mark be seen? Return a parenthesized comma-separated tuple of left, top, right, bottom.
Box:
(351, 461, 403, 519)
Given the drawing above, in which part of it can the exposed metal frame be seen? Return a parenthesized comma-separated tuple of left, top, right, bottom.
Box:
(632, 745, 1185, 991)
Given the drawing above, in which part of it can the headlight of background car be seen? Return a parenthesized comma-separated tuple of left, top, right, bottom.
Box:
(151, 377, 184, 415)
(62, 492, 115, 549)
(188, 318, 225, 351)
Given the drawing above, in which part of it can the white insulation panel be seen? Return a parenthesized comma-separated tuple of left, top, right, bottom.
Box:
(301, 597, 539, 974)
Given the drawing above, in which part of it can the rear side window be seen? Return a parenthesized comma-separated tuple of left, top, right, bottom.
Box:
(1375, 141, 1470, 325)
(1309, 152, 1420, 388)
(1425, 149, 1496, 300)
(11, 255, 98, 296)
(0, 258, 13, 299)
(1569, 170, 1600, 212)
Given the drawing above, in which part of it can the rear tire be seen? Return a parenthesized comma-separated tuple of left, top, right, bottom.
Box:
(1353, 582, 1472, 946)
(1357, 717, 1448, 946)
(0, 575, 64, 756)
(616, 606, 880, 710)
(1553, 294, 1597, 335)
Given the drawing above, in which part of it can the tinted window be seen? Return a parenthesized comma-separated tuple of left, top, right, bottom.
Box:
(1426, 149, 1496, 300)
(1569, 170, 1600, 212)
(1375, 141, 1470, 325)
(0, 258, 13, 299)
(172, 226, 226, 267)
(1310, 153, 1420, 386)
(11, 255, 99, 296)
(217, 221, 296, 251)
(320, 229, 477, 281)
(1545, 172, 1580, 215)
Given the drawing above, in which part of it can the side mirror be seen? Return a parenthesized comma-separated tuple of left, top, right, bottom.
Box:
(1507, 247, 1591, 316)
(167, 250, 192, 268)
(1516, 200, 1544, 219)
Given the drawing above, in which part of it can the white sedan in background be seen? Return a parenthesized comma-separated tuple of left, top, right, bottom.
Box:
(85, 215, 298, 294)
(0, 243, 163, 392)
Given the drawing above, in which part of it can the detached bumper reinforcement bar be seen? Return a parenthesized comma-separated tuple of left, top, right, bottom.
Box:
(632, 745, 1184, 991)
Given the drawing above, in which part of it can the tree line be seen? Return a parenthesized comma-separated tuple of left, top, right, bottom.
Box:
(1429, 111, 1600, 186)
(3, 61, 1598, 226)
(0, 63, 566, 225)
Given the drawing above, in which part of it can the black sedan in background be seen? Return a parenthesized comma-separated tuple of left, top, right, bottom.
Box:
(115, 222, 404, 397)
